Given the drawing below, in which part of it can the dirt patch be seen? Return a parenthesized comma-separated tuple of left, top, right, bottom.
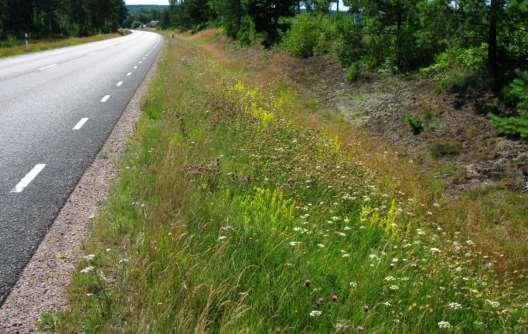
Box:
(0, 45, 162, 333)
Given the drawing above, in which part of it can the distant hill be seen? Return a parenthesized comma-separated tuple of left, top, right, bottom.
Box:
(127, 5, 169, 13)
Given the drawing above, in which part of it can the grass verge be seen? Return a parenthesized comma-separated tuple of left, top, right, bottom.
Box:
(50, 33, 528, 332)
(0, 33, 121, 58)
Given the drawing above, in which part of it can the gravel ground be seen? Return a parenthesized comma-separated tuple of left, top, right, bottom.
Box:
(0, 49, 161, 333)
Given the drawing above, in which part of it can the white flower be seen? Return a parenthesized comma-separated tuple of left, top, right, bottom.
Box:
(317, 243, 325, 248)
(80, 266, 94, 274)
(383, 301, 391, 306)
(448, 302, 462, 310)
(289, 241, 301, 246)
(385, 276, 396, 281)
(389, 285, 399, 290)
(309, 310, 322, 317)
(342, 253, 350, 258)
(336, 232, 346, 237)
(83, 254, 95, 261)
(349, 281, 358, 289)
(218, 235, 227, 241)
(438, 321, 451, 329)
(486, 300, 500, 308)
(430, 247, 441, 253)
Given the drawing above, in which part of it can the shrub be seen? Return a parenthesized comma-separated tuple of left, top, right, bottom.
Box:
(405, 114, 424, 135)
(420, 44, 488, 90)
(344, 62, 361, 82)
(502, 70, 528, 115)
(237, 15, 259, 46)
(491, 71, 528, 139)
(280, 14, 340, 58)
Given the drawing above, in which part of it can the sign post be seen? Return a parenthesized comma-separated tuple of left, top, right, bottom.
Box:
(24, 33, 29, 48)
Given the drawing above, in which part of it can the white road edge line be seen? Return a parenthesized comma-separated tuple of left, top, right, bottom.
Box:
(116, 81, 123, 87)
(100, 95, 111, 103)
(11, 164, 46, 193)
(73, 118, 89, 130)
(39, 64, 57, 71)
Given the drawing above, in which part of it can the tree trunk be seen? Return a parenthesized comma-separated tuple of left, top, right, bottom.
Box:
(488, 0, 502, 91)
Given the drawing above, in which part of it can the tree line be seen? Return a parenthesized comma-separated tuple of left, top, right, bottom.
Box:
(0, 0, 128, 40)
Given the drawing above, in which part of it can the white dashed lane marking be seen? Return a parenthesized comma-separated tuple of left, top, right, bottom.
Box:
(127, 72, 132, 76)
(73, 118, 89, 130)
(133, 65, 138, 69)
(100, 95, 111, 103)
(11, 164, 46, 193)
(116, 81, 123, 87)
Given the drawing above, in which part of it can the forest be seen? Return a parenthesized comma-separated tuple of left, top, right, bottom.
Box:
(0, 0, 128, 39)
(163, 0, 528, 138)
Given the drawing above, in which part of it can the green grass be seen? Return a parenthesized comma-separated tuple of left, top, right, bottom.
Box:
(0, 33, 121, 58)
(53, 34, 528, 332)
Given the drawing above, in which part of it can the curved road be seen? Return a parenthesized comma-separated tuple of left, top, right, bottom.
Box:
(0, 30, 163, 304)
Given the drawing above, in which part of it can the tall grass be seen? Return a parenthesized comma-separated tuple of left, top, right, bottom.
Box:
(50, 35, 528, 333)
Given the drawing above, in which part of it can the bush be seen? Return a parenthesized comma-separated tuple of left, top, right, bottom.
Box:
(491, 70, 528, 139)
(280, 14, 322, 57)
(420, 44, 488, 90)
(344, 62, 361, 82)
(237, 15, 259, 46)
(280, 14, 341, 58)
(405, 114, 424, 135)
(502, 70, 528, 115)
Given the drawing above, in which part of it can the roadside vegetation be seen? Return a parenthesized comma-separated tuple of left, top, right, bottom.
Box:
(157, 0, 528, 139)
(45, 32, 528, 333)
(0, 33, 122, 58)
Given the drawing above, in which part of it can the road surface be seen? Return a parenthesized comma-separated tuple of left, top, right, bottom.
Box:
(0, 30, 162, 304)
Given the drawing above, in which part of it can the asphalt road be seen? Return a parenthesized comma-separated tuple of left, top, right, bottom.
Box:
(0, 30, 163, 304)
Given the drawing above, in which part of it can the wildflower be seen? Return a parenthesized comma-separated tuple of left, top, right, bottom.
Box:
(363, 304, 369, 312)
(335, 323, 351, 331)
(309, 310, 322, 317)
(383, 301, 391, 306)
(289, 241, 301, 246)
(389, 285, 399, 290)
(385, 276, 396, 282)
(342, 253, 350, 258)
(486, 300, 500, 308)
(316, 297, 324, 306)
(80, 266, 94, 274)
(304, 280, 311, 287)
(344, 226, 352, 231)
(356, 325, 364, 332)
(331, 216, 339, 221)
(83, 254, 95, 261)
(317, 243, 325, 248)
(349, 281, 358, 289)
(437, 321, 451, 329)
(218, 235, 227, 241)
(336, 232, 346, 237)
(331, 294, 338, 302)
(448, 302, 462, 310)
(430, 247, 441, 253)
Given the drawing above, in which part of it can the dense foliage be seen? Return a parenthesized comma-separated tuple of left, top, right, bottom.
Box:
(0, 0, 127, 39)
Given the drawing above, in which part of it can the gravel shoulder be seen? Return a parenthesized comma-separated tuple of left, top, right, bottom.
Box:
(0, 46, 161, 333)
